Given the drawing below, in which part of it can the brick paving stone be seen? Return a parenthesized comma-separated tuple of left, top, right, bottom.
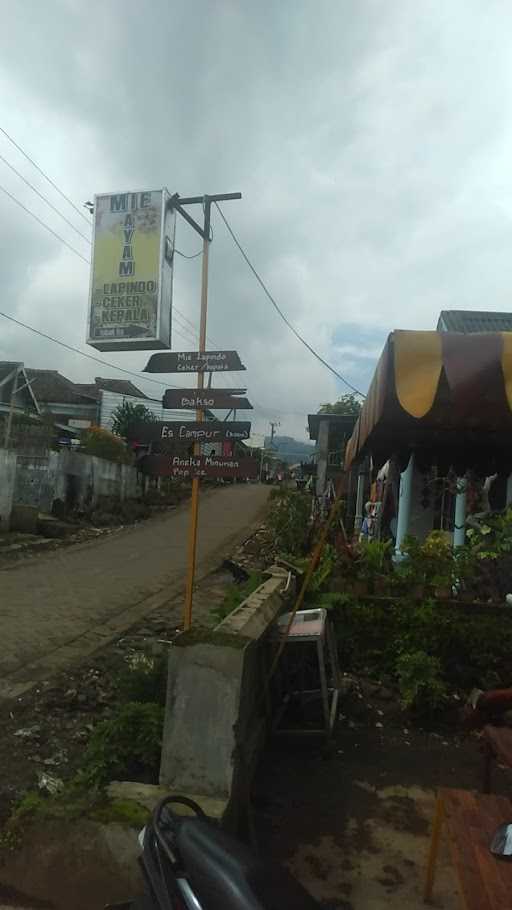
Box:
(0, 484, 269, 693)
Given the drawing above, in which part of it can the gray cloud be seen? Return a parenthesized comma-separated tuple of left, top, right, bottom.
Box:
(1, 1, 512, 437)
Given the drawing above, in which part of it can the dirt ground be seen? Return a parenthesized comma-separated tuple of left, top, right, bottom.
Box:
(254, 701, 511, 909)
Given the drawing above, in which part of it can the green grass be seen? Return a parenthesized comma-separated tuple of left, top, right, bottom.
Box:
(210, 572, 264, 625)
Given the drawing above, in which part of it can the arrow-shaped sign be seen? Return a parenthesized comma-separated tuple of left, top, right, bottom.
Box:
(144, 350, 245, 373)
(129, 420, 252, 444)
(162, 388, 253, 410)
(140, 454, 259, 479)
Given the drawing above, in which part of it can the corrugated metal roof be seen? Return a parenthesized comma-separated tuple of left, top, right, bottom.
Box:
(25, 369, 97, 405)
(75, 377, 147, 399)
(0, 362, 22, 385)
(438, 310, 512, 333)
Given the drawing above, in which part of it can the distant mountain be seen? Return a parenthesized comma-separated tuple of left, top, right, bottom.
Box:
(264, 435, 315, 465)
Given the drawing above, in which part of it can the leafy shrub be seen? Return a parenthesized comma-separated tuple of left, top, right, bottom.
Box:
(81, 426, 132, 464)
(395, 650, 446, 711)
(115, 653, 168, 706)
(285, 545, 337, 597)
(321, 592, 512, 695)
(358, 539, 393, 576)
(267, 488, 311, 555)
(397, 531, 457, 590)
(211, 572, 264, 624)
(111, 401, 156, 439)
(80, 701, 164, 788)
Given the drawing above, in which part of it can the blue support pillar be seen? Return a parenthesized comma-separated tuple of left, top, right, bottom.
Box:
(453, 478, 466, 548)
(394, 454, 414, 557)
(507, 474, 512, 508)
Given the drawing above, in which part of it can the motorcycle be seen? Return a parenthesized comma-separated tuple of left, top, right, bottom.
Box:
(109, 795, 323, 910)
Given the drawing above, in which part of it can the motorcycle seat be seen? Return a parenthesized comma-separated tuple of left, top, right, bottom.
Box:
(177, 817, 321, 910)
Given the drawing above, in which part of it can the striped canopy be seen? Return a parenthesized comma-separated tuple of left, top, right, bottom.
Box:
(344, 331, 512, 474)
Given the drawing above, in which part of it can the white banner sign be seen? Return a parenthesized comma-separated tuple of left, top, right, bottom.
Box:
(87, 188, 175, 351)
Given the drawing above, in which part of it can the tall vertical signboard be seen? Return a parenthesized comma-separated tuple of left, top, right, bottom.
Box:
(87, 189, 176, 351)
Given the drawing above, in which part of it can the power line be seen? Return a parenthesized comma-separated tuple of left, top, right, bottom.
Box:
(175, 248, 202, 260)
(0, 150, 91, 243)
(0, 182, 90, 263)
(214, 202, 366, 398)
(0, 309, 181, 390)
(0, 173, 253, 399)
(0, 126, 90, 225)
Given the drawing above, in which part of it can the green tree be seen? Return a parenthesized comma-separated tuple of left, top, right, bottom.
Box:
(318, 393, 362, 416)
(81, 426, 132, 464)
(111, 401, 156, 438)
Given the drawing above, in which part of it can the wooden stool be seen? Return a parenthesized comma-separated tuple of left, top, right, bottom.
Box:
(270, 608, 341, 738)
(425, 788, 512, 907)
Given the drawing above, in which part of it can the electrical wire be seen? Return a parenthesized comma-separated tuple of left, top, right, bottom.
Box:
(214, 202, 366, 399)
(0, 309, 182, 390)
(0, 182, 90, 263)
(0, 137, 334, 414)
(0, 126, 91, 225)
(0, 165, 252, 406)
(174, 248, 202, 260)
(0, 149, 199, 258)
(0, 151, 91, 243)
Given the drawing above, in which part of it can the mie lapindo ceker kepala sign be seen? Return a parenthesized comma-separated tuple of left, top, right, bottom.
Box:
(143, 350, 245, 373)
(87, 189, 176, 352)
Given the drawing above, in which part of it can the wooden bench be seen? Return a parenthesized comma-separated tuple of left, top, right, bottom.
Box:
(425, 788, 512, 908)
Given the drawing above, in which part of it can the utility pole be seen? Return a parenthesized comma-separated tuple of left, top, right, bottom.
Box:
(175, 192, 241, 631)
(269, 420, 280, 449)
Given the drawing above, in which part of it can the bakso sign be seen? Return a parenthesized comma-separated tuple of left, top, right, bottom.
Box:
(87, 189, 176, 352)
(162, 389, 252, 410)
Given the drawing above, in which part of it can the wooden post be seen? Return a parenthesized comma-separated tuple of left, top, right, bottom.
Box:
(169, 191, 241, 631)
(183, 199, 210, 631)
(424, 793, 444, 902)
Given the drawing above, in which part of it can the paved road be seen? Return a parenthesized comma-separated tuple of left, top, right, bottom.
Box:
(0, 484, 269, 697)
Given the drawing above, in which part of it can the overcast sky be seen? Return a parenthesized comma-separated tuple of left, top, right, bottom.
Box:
(1, 0, 512, 439)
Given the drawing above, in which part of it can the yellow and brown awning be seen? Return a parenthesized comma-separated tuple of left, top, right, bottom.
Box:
(345, 331, 512, 474)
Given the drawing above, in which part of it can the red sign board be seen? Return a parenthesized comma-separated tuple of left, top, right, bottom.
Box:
(141, 454, 259, 479)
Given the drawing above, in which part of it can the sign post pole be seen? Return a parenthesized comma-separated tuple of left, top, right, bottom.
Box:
(183, 199, 210, 631)
(175, 192, 241, 630)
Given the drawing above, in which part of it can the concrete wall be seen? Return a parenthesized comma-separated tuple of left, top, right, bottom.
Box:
(0, 448, 17, 530)
(160, 571, 288, 824)
(13, 453, 59, 513)
(58, 452, 139, 510)
(0, 448, 142, 525)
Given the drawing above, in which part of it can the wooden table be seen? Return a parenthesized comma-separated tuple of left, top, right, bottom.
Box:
(425, 788, 512, 908)
(483, 725, 512, 792)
